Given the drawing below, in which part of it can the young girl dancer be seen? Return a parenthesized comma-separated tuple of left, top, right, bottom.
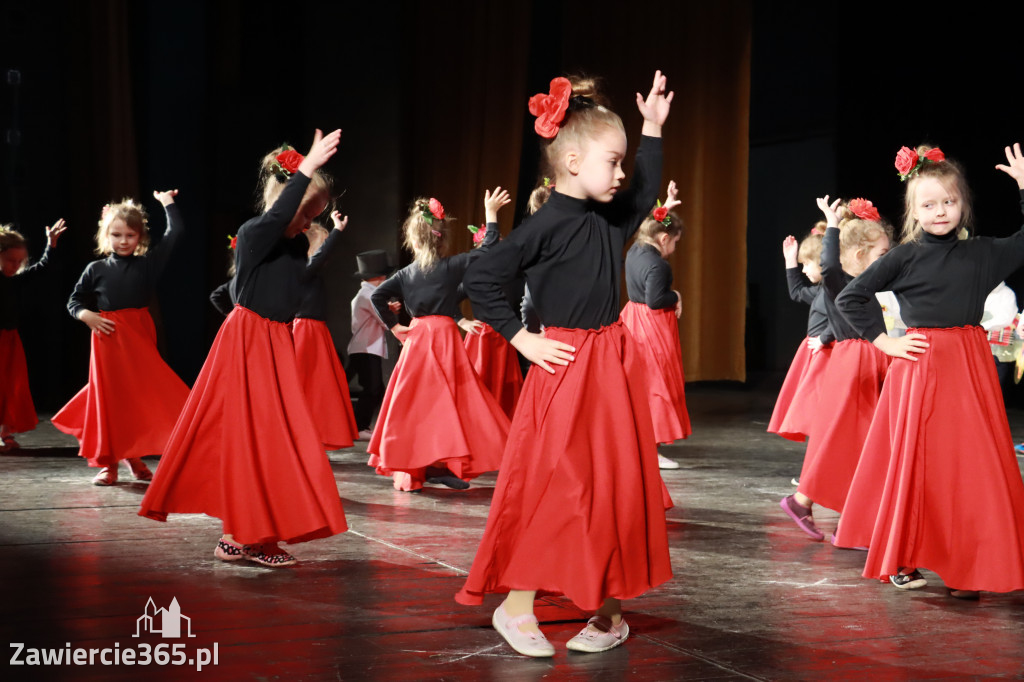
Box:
(767, 229, 834, 444)
(0, 219, 66, 450)
(458, 72, 673, 657)
(139, 131, 347, 566)
(781, 197, 891, 538)
(367, 189, 511, 492)
(620, 179, 691, 469)
(835, 144, 1024, 598)
(53, 194, 189, 485)
(463, 221, 524, 419)
(292, 213, 359, 450)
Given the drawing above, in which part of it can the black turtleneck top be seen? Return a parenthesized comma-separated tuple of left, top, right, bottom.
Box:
(625, 242, 677, 310)
(465, 135, 662, 342)
(837, 189, 1024, 340)
(67, 204, 182, 318)
(820, 224, 884, 342)
(209, 280, 234, 316)
(786, 267, 834, 342)
(296, 229, 345, 321)
(1, 244, 56, 330)
(229, 172, 312, 323)
(371, 221, 499, 327)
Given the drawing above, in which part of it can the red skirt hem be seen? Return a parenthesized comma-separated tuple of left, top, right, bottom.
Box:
(293, 318, 357, 450)
(0, 329, 38, 434)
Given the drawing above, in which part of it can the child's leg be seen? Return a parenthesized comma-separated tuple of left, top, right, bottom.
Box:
(502, 590, 540, 634)
(594, 597, 623, 627)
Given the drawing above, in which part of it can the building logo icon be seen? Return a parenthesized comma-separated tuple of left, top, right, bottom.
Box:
(133, 598, 196, 638)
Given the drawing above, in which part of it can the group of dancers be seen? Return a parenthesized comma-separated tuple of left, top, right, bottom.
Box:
(0, 71, 693, 657)
(770, 142, 1024, 600)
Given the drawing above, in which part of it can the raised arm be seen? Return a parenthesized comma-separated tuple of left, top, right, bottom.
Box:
(990, 144, 1024, 282)
(816, 196, 848, 298)
(303, 211, 347, 280)
(145, 191, 183, 278)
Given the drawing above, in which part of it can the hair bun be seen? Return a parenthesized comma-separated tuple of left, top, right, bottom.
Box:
(566, 75, 609, 108)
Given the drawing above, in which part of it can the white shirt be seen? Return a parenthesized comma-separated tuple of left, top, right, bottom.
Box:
(348, 281, 389, 358)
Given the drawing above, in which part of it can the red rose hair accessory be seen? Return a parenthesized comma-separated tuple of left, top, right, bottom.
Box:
(649, 199, 672, 227)
(227, 235, 237, 250)
(528, 77, 572, 139)
(271, 145, 305, 182)
(417, 198, 445, 225)
(848, 198, 881, 222)
(467, 224, 488, 245)
(895, 145, 946, 181)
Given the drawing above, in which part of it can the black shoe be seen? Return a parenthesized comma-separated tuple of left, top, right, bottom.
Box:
(889, 569, 927, 590)
(426, 475, 470, 490)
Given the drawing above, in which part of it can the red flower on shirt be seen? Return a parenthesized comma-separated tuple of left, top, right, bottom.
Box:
(528, 77, 572, 139)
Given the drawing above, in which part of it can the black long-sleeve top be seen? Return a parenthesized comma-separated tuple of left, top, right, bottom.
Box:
(786, 267, 834, 341)
(819, 225, 884, 342)
(229, 173, 312, 323)
(1, 244, 56, 329)
(296, 229, 345, 321)
(625, 242, 676, 310)
(837, 189, 1024, 340)
(209, 280, 234, 316)
(465, 135, 662, 342)
(371, 220, 499, 327)
(67, 204, 183, 318)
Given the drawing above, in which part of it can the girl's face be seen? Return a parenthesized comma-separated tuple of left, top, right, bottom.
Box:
(286, 192, 328, 239)
(107, 219, 140, 256)
(1, 247, 27, 277)
(656, 232, 682, 259)
(912, 176, 962, 236)
(846, 235, 890, 277)
(571, 127, 627, 203)
(801, 259, 822, 284)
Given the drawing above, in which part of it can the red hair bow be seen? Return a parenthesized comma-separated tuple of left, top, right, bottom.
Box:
(849, 198, 881, 222)
(528, 77, 572, 139)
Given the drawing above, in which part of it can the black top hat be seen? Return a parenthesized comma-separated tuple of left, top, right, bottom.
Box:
(354, 250, 395, 279)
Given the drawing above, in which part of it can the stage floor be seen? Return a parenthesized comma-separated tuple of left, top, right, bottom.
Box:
(3, 382, 1024, 681)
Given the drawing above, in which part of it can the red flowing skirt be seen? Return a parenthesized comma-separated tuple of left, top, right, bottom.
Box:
(464, 322, 523, 420)
(455, 322, 673, 611)
(139, 306, 347, 545)
(368, 316, 509, 486)
(0, 329, 38, 434)
(768, 339, 833, 442)
(51, 309, 189, 466)
(838, 327, 1024, 591)
(293, 317, 357, 450)
(619, 301, 691, 443)
(797, 339, 889, 513)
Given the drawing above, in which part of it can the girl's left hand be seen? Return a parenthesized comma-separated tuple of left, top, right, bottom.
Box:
(458, 318, 485, 335)
(153, 189, 179, 206)
(995, 142, 1024, 189)
(816, 195, 841, 227)
(673, 290, 682, 319)
(391, 324, 411, 344)
(45, 218, 67, 247)
(387, 300, 403, 314)
(330, 210, 349, 232)
(636, 70, 674, 127)
(483, 187, 512, 223)
(662, 180, 681, 212)
(807, 336, 824, 353)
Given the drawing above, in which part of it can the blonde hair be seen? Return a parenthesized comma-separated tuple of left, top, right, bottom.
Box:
(0, 225, 28, 274)
(403, 197, 451, 271)
(527, 182, 553, 215)
(542, 76, 625, 178)
(94, 200, 150, 256)
(257, 147, 332, 214)
(837, 206, 890, 273)
(635, 210, 683, 248)
(797, 232, 823, 265)
(901, 145, 973, 244)
(306, 221, 328, 258)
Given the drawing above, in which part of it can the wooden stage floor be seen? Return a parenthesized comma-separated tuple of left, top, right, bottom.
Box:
(3, 383, 1024, 681)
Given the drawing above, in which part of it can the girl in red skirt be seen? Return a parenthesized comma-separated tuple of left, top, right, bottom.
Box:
(367, 189, 511, 492)
(458, 72, 674, 657)
(834, 143, 1024, 598)
(463, 220, 524, 419)
(139, 130, 347, 567)
(292, 214, 359, 450)
(768, 227, 834, 446)
(0, 220, 67, 450)
(53, 194, 189, 485)
(620, 179, 690, 469)
(781, 197, 891, 539)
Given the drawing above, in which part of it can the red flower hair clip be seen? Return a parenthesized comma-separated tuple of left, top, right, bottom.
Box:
(528, 77, 572, 139)
(649, 200, 672, 227)
(848, 198, 881, 222)
(271, 145, 305, 182)
(227, 235, 237, 250)
(418, 198, 445, 225)
(467, 223, 488, 245)
(895, 145, 946, 182)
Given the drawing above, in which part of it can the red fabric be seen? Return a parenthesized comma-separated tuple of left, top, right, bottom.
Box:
(368, 316, 509, 489)
(139, 305, 347, 545)
(51, 309, 189, 467)
(464, 322, 523, 419)
(838, 327, 1024, 591)
(619, 301, 691, 443)
(455, 322, 673, 611)
(778, 344, 832, 441)
(292, 318, 357, 449)
(0, 329, 38, 434)
(797, 339, 888, 513)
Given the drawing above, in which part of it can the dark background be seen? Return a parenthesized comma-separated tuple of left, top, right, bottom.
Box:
(2, 1, 1023, 410)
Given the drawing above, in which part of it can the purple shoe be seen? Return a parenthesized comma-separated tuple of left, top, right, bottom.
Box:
(781, 495, 824, 541)
(492, 604, 555, 658)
